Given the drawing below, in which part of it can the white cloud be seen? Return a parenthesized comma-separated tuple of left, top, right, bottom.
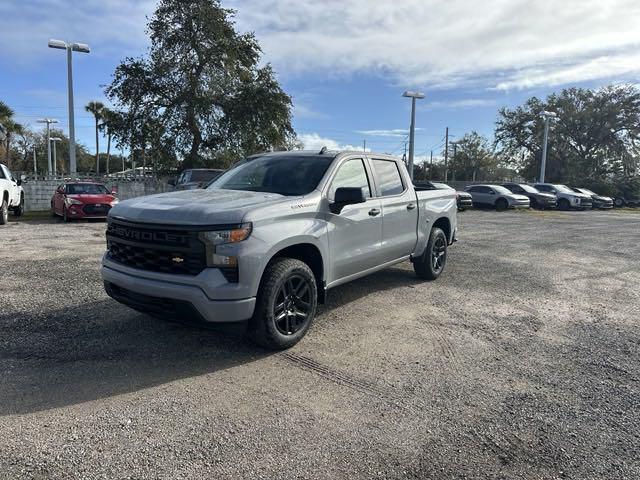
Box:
(356, 129, 414, 138)
(230, 0, 640, 90)
(298, 133, 367, 152)
(425, 99, 496, 110)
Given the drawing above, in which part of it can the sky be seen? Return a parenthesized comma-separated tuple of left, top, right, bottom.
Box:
(1, 0, 640, 165)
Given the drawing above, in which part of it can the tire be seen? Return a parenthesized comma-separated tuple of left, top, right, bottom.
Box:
(558, 198, 571, 211)
(414, 227, 448, 280)
(614, 197, 626, 208)
(248, 258, 318, 350)
(13, 195, 24, 217)
(0, 198, 8, 225)
(495, 198, 509, 211)
(63, 207, 70, 223)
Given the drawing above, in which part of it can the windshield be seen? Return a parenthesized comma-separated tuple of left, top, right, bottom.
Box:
(431, 182, 451, 189)
(578, 188, 595, 195)
(492, 186, 513, 195)
(188, 170, 223, 183)
(555, 184, 575, 193)
(67, 183, 109, 195)
(517, 184, 539, 193)
(208, 154, 335, 196)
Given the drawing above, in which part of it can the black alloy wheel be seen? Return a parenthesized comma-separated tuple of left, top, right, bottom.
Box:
(273, 274, 313, 336)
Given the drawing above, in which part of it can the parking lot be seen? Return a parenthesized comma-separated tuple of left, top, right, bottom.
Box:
(1, 210, 639, 479)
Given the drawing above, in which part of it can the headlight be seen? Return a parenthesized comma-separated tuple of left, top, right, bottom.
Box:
(64, 197, 82, 206)
(199, 223, 252, 246)
(199, 223, 252, 270)
(110, 198, 119, 205)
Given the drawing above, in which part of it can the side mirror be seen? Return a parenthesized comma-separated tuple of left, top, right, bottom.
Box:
(16, 179, 22, 186)
(111, 186, 118, 195)
(331, 187, 366, 214)
(168, 177, 177, 186)
(488, 190, 495, 195)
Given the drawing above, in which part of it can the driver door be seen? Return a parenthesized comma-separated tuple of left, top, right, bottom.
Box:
(326, 157, 382, 282)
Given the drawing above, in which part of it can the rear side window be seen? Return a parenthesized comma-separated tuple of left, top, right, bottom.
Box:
(329, 159, 371, 200)
(372, 159, 404, 196)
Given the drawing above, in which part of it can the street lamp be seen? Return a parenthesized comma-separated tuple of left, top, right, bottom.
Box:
(402, 91, 425, 180)
(48, 39, 90, 177)
(37, 118, 58, 175)
(539, 111, 558, 183)
(50, 137, 62, 176)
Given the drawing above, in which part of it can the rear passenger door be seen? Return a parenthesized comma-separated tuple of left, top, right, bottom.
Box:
(370, 158, 418, 262)
(469, 186, 493, 205)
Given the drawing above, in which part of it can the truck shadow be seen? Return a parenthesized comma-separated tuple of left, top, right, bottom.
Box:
(0, 264, 420, 415)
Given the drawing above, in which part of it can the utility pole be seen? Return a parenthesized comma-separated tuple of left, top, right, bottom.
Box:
(37, 118, 58, 175)
(363, 139, 366, 152)
(50, 138, 62, 176)
(33, 150, 37, 176)
(444, 127, 449, 182)
(429, 150, 433, 180)
(451, 142, 457, 181)
(402, 91, 425, 180)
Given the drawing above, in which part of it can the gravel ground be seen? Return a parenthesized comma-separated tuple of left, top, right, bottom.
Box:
(1, 210, 639, 479)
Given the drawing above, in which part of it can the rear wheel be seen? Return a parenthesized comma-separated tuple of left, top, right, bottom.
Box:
(248, 258, 318, 350)
(414, 227, 448, 280)
(614, 197, 626, 208)
(0, 198, 8, 225)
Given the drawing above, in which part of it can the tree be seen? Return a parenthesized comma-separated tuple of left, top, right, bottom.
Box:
(0, 101, 24, 167)
(106, 0, 296, 170)
(99, 107, 117, 174)
(447, 132, 500, 181)
(495, 85, 640, 183)
(85, 101, 104, 173)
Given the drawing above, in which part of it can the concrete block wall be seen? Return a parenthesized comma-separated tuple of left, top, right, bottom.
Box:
(22, 179, 174, 212)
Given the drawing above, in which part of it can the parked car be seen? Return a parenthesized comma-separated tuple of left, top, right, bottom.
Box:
(533, 183, 592, 210)
(103, 150, 458, 349)
(51, 181, 119, 222)
(465, 184, 530, 210)
(0, 163, 24, 224)
(570, 187, 613, 209)
(414, 181, 472, 211)
(169, 168, 224, 190)
(502, 183, 557, 209)
(613, 195, 640, 208)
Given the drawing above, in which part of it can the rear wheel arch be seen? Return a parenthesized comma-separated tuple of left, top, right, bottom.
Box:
(432, 216, 451, 243)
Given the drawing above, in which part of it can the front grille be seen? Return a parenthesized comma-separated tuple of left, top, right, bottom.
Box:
(83, 204, 111, 216)
(106, 219, 207, 276)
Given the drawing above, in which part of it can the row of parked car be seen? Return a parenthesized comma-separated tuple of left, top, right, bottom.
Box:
(449, 182, 620, 212)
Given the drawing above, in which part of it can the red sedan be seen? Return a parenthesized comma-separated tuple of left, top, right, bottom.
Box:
(51, 182, 119, 222)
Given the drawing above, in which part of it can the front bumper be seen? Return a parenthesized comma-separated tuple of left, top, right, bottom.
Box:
(511, 202, 530, 209)
(102, 265, 256, 323)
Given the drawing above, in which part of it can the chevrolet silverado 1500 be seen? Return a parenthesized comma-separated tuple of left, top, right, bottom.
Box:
(102, 150, 457, 349)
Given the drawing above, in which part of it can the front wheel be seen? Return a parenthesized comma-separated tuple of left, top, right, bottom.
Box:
(414, 227, 448, 280)
(63, 207, 70, 223)
(495, 198, 509, 211)
(614, 197, 626, 208)
(13, 196, 24, 217)
(248, 258, 318, 350)
(0, 199, 8, 225)
(558, 198, 571, 211)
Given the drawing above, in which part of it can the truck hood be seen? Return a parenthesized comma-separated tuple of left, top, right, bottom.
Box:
(109, 188, 289, 226)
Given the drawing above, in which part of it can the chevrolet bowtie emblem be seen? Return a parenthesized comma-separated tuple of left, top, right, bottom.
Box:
(172, 256, 185, 263)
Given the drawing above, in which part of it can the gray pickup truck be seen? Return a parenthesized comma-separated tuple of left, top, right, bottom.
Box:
(102, 150, 457, 349)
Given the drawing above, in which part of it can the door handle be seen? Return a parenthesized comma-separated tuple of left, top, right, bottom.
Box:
(407, 203, 416, 210)
(368, 208, 381, 217)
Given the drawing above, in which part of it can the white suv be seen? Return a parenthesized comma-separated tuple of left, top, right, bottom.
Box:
(0, 163, 24, 224)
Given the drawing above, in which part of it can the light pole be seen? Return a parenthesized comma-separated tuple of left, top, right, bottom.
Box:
(539, 111, 558, 183)
(402, 91, 425, 180)
(37, 118, 58, 175)
(50, 137, 62, 176)
(48, 39, 90, 177)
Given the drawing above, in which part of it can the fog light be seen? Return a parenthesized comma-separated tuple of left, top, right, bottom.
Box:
(212, 254, 237, 267)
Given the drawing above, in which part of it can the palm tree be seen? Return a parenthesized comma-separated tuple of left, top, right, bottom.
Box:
(0, 101, 23, 167)
(85, 101, 104, 174)
(99, 107, 115, 174)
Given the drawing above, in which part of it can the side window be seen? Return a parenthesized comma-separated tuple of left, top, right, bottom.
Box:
(0, 166, 6, 180)
(372, 159, 404, 196)
(468, 186, 480, 193)
(329, 159, 371, 200)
